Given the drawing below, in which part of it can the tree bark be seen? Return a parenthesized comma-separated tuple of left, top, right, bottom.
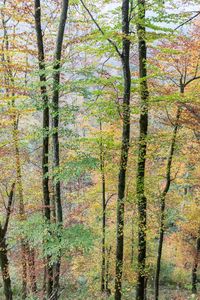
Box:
(0, 184, 15, 300)
(27, 247, 37, 293)
(34, 0, 53, 297)
(105, 246, 112, 295)
(100, 121, 106, 293)
(192, 232, 200, 294)
(12, 112, 28, 300)
(136, 1, 149, 299)
(0, 235, 13, 300)
(131, 213, 134, 265)
(114, 1, 131, 299)
(52, 0, 69, 297)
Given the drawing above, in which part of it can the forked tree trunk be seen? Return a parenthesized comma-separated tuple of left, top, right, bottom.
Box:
(154, 106, 181, 300)
(154, 74, 200, 299)
(0, 233, 13, 300)
(136, 1, 149, 299)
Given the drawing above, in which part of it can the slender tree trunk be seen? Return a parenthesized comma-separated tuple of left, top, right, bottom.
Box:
(2, 11, 28, 299)
(192, 232, 200, 294)
(136, 1, 148, 299)
(77, 2, 130, 297)
(0, 184, 15, 300)
(115, 1, 131, 299)
(42, 262, 47, 296)
(101, 168, 106, 292)
(154, 111, 180, 300)
(34, 1, 53, 297)
(131, 214, 134, 265)
(99, 121, 106, 293)
(27, 247, 37, 293)
(12, 114, 28, 300)
(0, 234, 13, 300)
(154, 88, 182, 300)
(52, 1, 69, 297)
(105, 246, 112, 295)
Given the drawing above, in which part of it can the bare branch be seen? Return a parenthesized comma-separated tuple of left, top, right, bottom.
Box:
(193, 53, 200, 79)
(80, 0, 122, 58)
(185, 75, 200, 87)
(166, 76, 180, 87)
(175, 11, 200, 31)
(3, 182, 15, 237)
(105, 193, 116, 208)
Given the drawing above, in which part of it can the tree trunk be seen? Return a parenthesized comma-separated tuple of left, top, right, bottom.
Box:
(114, 1, 131, 299)
(12, 113, 28, 300)
(0, 236, 13, 300)
(34, 0, 53, 297)
(52, 0, 69, 297)
(27, 247, 37, 293)
(192, 233, 200, 294)
(154, 86, 182, 300)
(42, 261, 47, 297)
(2, 10, 28, 298)
(154, 110, 181, 300)
(0, 183, 15, 300)
(105, 246, 112, 295)
(131, 214, 134, 265)
(99, 121, 106, 293)
(136, 1, 149, 299)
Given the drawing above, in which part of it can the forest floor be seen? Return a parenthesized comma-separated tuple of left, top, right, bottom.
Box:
(147, 288, 200, 300)
(58, 287, 200, 300)
(0, 285, 199, 299)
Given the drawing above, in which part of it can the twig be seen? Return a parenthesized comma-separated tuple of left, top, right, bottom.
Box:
(80, 0, 122, 58)
(175, 11, 200, 31)
(105, 193, 116, 208)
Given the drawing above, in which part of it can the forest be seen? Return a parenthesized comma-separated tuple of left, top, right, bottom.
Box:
(0, 0, 200, 299)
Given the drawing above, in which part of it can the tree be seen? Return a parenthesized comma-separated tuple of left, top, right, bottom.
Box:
(152, 31, 200, 300)
(0, 183, 15, 300)
(136, 1, 149, 299)
(79, 1, 131, 299)
(34, 0, 53, 296)
(51, 0, 69, 297)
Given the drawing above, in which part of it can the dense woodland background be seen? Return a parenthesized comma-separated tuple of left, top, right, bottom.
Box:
(0, 0, 200, 299)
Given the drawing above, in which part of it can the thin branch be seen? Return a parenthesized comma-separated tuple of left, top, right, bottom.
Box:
(105, 193, 116, 208)
(194, 54, 200, 78)
(100, 56, 111, 73)
(165, 107, 175, 127)
(185, 75, 200, 87)
(166, 76, 180, 87)
(129, 1, 138, 22)
(3, 182, 15, 237)
(80, 0, 122, 58)
(170, 168, 180, 182)
(175, 11, 200, 31)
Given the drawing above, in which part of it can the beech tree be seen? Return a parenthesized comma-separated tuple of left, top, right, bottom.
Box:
(0, 1, 200, 300)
